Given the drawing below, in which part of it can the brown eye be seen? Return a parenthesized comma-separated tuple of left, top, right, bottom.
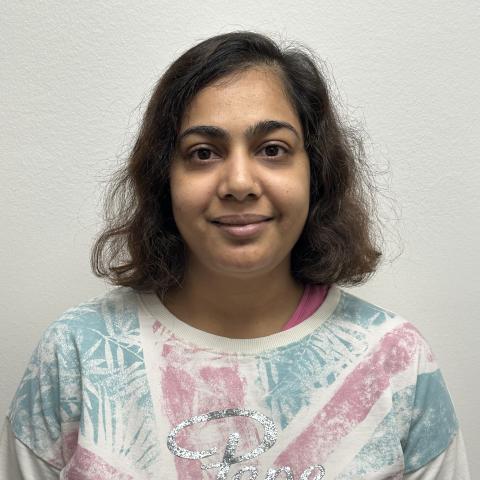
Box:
(187, 147, 219, 162)
(186, 143, 289, 163)
(261, 144, 288, 158)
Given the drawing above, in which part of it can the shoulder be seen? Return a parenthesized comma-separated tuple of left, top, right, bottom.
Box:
(331, 286, 404, 330)
(317, 288, 465, 476)
(8, 286, 144, 420)
(331, 287, 434, 361)
(327, 287, 442, 400)
(37, 286, 142, 350)
(7, 287, 147, 467)
(20, 286, 146, 398)
(47, 285, 140, 331)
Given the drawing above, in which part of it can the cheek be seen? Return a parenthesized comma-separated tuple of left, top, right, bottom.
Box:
(169, 180, 192, 224)
(288, 191, 310, 228)
(170, 179, 212, 220)
(275, 170, 310, 217)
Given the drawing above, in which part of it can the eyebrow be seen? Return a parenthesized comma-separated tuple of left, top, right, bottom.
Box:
(177, 119, 301, 144)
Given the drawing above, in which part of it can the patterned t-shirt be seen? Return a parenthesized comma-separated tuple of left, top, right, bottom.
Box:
(0, 285, 471, 479)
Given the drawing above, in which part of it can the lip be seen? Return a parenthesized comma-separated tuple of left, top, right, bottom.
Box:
(213, 219, 272, 238)
(211, 214, 273, 225)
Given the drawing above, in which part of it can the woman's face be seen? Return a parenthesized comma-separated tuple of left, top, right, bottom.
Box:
(169, 67, 310, 280)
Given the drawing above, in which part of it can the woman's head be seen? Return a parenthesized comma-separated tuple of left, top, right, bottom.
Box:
(169, 66, 310, 286)
(91, 30, 381, 299)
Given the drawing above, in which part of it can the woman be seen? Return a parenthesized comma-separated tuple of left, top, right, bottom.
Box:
(0, 31, 470, 479)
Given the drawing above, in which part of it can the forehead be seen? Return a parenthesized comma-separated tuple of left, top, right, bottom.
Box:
(179, 68, 302, 135)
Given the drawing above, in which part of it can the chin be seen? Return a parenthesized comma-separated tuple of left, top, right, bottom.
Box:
(212, 256, 278, 275)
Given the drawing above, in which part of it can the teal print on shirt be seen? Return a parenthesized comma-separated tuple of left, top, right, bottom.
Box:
(8, 288, 161, 472)
(334, 370, 459, 478)
(259, 292, 393, 429)
(402, 370, 458, 473)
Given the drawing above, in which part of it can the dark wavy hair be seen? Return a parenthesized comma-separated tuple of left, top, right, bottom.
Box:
(91, 30, 382, 301)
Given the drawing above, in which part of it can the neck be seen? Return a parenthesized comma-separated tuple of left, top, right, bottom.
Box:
(162, 260, 305, 339)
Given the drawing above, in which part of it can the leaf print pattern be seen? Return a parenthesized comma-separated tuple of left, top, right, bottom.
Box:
(259, 291, 395, 429)
(7, 287, 160, 474)
(3, 285, 468, 478)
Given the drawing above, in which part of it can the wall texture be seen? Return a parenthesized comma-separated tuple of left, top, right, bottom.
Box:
(1, 0, 478, 473)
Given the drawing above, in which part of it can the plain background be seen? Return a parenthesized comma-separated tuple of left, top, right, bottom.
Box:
(1, 1, 478, 474)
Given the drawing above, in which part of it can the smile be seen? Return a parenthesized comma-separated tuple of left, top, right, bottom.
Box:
(212, 219, 272, 238)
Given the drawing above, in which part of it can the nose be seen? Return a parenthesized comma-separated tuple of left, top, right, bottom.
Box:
(217, 148, 261, 201)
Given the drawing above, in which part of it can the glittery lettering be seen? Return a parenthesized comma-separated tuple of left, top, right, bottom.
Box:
(167, 408, 277, 464)
(166, 408, 325, 479)
(233, 466, 259, 479)
(299, 465, 325, 479)
(265, 466, 293, 479)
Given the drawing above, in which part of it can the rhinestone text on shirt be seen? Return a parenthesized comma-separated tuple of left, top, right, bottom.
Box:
(167, 408, 326, 479)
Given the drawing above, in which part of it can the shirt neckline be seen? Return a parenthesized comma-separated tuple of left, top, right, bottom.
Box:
(136, 284, 342, 355)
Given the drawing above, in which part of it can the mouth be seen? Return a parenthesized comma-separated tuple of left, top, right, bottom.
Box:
(211, 219, 272, 226)
(210, 214, 274, 225)
(211, 218, 272, 238)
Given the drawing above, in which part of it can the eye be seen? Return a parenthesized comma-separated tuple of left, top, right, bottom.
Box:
(186, 143, 289, 163)
(186, 147, 218, 162)
(260, 143, 289, 158)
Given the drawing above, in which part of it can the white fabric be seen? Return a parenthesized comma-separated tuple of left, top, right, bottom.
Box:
(0, 419, 59, 479)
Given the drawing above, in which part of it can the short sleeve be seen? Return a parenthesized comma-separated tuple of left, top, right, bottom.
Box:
(1, 318, 82, 472)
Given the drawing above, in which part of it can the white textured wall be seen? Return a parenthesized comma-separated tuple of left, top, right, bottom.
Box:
(1, 1, 478, 472)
